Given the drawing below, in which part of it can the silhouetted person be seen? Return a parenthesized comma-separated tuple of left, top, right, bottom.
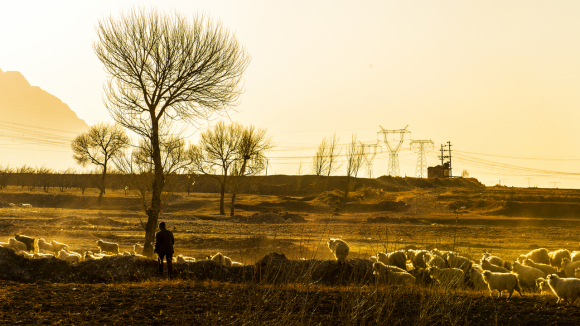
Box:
(155, 222, 174, 277)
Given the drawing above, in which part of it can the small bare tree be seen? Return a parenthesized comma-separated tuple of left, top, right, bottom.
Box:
(94, 8, 249, 256)
(344, 135, 365, 199)
(228, 125, 274, 216)
(189, 121, 242, 215)
(324, 133, 342, 190)
(71, 123, 129, 205)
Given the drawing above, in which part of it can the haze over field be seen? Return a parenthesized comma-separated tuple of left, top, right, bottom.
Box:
(1, 1, 580, 187)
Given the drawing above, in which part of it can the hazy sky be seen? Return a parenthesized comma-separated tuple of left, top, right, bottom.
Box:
(2, 0, 580, 188)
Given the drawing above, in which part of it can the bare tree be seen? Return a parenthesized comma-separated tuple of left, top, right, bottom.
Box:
(324, 133, 342, 190)
(344, 135, 365, 199)
(0, 165, 13, 190)
(94, 8, 250, 256)
(189, 121, 242, 215)
(72, 123, 129, 204)
(228, 125, 274, 216)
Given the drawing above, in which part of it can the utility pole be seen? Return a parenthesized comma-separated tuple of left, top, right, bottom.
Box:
(501, 178, 509, 186)
(378, 125, 411, 177)
(549, 181, 561, 189)
(524, 178, 534, 188)
(411, 140, 434, 178)
(438, 141, 453, 177)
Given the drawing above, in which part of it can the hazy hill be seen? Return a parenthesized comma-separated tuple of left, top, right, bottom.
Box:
(0, 68, 88, 169)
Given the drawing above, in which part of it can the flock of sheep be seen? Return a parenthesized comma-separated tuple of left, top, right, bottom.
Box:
(0, 234, 241, 267)
(327, 238, 580, 305)
(4, 234, 580, 305)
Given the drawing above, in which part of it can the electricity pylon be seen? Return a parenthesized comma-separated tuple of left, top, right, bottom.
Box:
(359, 141, 382, 178)
(378, 125, 411, 177)
(410, 140, 434, 178)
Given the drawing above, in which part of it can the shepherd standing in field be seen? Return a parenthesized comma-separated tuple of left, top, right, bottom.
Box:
(155, 222, 175, 277)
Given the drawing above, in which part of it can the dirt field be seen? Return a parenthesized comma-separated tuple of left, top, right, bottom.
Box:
(2, 182, 580, 325)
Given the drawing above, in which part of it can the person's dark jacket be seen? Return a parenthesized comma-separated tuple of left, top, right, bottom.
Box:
(155, 228, 174, 254)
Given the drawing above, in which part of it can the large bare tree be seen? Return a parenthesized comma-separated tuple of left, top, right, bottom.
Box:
(94, 8, 250, 256)
(71, 123, 129, 204)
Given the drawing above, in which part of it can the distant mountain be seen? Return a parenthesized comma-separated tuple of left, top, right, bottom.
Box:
(0, 68, 89, 169)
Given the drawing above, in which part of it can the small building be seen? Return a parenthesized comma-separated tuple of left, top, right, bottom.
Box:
(428, 163, 450, 178)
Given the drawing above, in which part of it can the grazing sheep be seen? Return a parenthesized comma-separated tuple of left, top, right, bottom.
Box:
(15, 234, 37, 252)
(37, 239, 54, 252)
(517, 255, 526, 264)
(503, 261, 513, 271)
(20, 251, 34, 259)
(536, 278, 555, 295)
(482, 252, 503, 267)
(377, 251, 407, 270)
(408, 250, 430, 269)
(467, 266, 489, 291)
(96, 240, 119, 254)
(524, 259, 558, 276)
(575, 268, 580, 279)
(134, 244, 144, 255)
(369, 256, 377, 262)
(524, 248, 550, 265)
(549, 249, 572, 270)
(176, 255, 196, 263)
(50, 240, 68, 253)
(511, 261, 545, 290)
(446, 253, 472, 271)
(327, 239, 350, 263)
(571, 251, 580, 262)
(231, 262, 243, 267)
(409, 268, 434, 287)
(84, 251, 101, 261)
(561, 258, 580, 278)
(546, 274, 580, 305)
(481, 259, 509, 273)
(471, 263, 484, 273)
(427, 255, 446, 269)
(211, 252, 232, 267)
(58, 249, 82, 263)
(39, 249, 54, 255)
(481, 271, 523, 298)
(373, 262, 415, 285)
(428, 266, 465, 288)
(9, 238, 27, 251)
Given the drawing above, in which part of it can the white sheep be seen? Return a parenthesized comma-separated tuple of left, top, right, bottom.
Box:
(50, 240, 68, 253)
(467, 266, 488, 291)
(176, 255, 196, 263)
(549, 249, 571, 270)
(575, 268, 580, 279)
(428, 266, 464, 288)
(20, 251, 34, 259)
(134, 244, 144, 255)
(37, 239, 54, 252)
(546, 274, 580, 305)
(377, 251, 407, 270)
(511, 261, 545, 290)
(408, 250, 430, 269)
(524, 248, 550, 265)
(231, 261, 243, 267)
(523, 259, 558, 276)
(446, 253, 472, 271)
(571, 251, 580, 262)
(536, 277, 555, 295)
(373, 262, 415, 285)
(96, 240, 119, 254)
(369, 256, 377, 262)
(210, 252, 232, 267)
(481, 259, 509, 273)
(9, 238, 27, 251)
(481, 271, 523, 298)
(327, 239, 349, 263)
(427, 255, 446, 269)
(482, 252, 503, 267)
(0, 242, 9, 248)
(58, 249, 82, 263)
(561, 258, 580, 278)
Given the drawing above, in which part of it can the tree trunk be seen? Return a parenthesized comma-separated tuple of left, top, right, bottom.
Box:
(143, 118, 165, 258)
(230, 159, 248, 217)
(230, 191, 237, 217)
(98, 163, 107, 206)
(219, 177, 226, 215)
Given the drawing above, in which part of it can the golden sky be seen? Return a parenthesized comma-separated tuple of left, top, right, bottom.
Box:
(1, 1, 580, 187)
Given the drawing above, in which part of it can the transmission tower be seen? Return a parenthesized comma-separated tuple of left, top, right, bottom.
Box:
(410, 140, 434, 178)
(359, 141, 382, 178)
(378, 125, 411, 177)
